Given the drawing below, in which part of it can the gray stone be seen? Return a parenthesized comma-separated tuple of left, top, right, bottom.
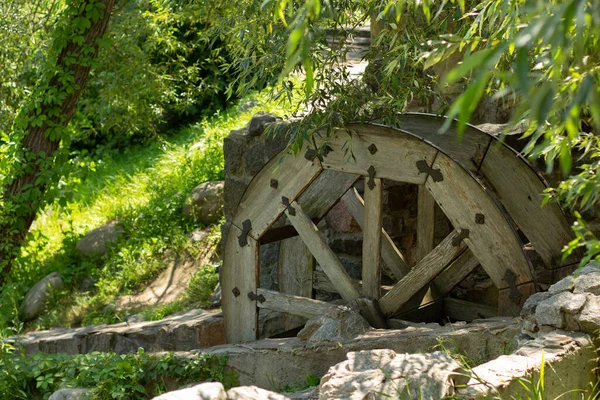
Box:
(247, 112, 281, 137)
(78, 276, 95, 292)
(210, 282, 221, 308)
(223, 130, 247, 176)
(244, 142, 267, 175)
(152, 382, 226, 400)
(319, 350, 468, 399)
(224, 176, 251, 221)
(49, 389, 91, 400)
(576, 294, 600, 333)
(76, 220, 124, 257)
(548, 275, 575, 293)
(20, 272, 64, 321)
(264, 122, 291, 159)
(298, 305, 371, 343)
(521, 292, 553, 321)
(573, 271, 600, 295)
(535, 292, 588, 328)
(189, 228, 210, 243)
(578, 261, 600, 275)
(227, 386, 290, 400)
(183, 181, 224, 225)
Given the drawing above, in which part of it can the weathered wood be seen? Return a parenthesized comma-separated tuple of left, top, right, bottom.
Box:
(256, 288, 334, 319)
(296, 169, 360, 217)
(391, 113, 493, 172)
(232, 144, 322, 241)
(444, 298, 497, 321)
(379, 230, 467, 316)
(312, 270, 392, 294)
(222, 225, 258, 343)
(278, 236, 315, 330)
(342, 188, 410, 279)
(434, 249, 480, 295)
(316, 125, 437, 185)
(498, 281, 536, 316)
(362, 177, 383, 298)
(417, 186, 436, 262)
(391, 299, 444, 323)
(348, 297, 388, 329)
(285, 201, 361, 301)
(425, 152, 533, 289)
(480, 144, 576, 268)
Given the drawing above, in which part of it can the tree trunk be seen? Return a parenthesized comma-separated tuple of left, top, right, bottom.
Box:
(0, 0, 115, 285)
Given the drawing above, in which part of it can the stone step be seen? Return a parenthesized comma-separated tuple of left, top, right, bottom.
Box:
(11, 309, 224, 355)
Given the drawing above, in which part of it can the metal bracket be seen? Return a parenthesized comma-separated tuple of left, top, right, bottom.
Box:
(282, 196, 296, 216)
(248, 291, 266, 303)
(368, 143, 378, 155)
(238, 219, 252, 247)
(270, 179, 278, 189)
(475, 213, 485, 224)
(367, 165, 376, 190)
(416, 160, 443, 182)
(452, 229, 470, 246)
(232, 287, 240, 297)
(503, 269, 523, 305)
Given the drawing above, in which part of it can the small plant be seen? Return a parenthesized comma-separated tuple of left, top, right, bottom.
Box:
(279, 374, 320, 393)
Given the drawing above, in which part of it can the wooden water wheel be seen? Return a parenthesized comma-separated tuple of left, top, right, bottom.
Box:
(222, 113, 577, 343)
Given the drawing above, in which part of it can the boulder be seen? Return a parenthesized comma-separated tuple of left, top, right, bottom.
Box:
(20, 272, 64, 321)
(227, 386, 289, 400)
(319, 349, 468, 399)
(76, 220, 124, 257)
(247, 112, 281, 137)
(48, 389, 90, 400)
(298, 305, 371, 344)
(183, 181, 224, 225)
(152, 382, 226, 400)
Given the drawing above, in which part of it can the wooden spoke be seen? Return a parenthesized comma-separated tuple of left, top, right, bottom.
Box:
(444, 298, 497, 321)
(222, 225, 258, 343)
(362, 177, 383, 298)
(342, 188, 410, 279)
(434, 249, 480, 295)
(379, 230, 467, 316)
(256, 289, 334, 319)
(312, 270, 393, 295)
(416, 186, 436, 262)
(285, 200, 361, 301)
(278, 236, 315, 330)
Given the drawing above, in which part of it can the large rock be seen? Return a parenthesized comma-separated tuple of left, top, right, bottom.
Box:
(48, 389, 90, 400)
(319, 349, 468, 400)
(152, 382, 226, 400)
(298, 306, 371, 344)
(76, 220, 124, 257)
(227, 386, 289, 400)
(183, 181, 224, 225)
(247, 112, 281, 137)
(19, 272, 64, 321)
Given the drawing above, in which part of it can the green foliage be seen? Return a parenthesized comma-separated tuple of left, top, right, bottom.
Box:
(0, 343, 237, 399)
(280, 374, 320, 393)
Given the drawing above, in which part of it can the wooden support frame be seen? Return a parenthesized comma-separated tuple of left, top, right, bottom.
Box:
(362, 177, 383, 298)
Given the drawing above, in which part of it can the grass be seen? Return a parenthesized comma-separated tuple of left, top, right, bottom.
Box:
(0, 88, 297, 330)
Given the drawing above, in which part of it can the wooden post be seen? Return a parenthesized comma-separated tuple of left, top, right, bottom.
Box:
(362, 177, 383, 298)
(417, 186, 436, 262)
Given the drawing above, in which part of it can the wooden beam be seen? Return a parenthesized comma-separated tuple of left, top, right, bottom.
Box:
(379, 230, 467, 316)
(285, 201, 361, 301)
(222, 225, 259, 343)
(256, 288, 334, 319)
(434, 249, 480, 295)
(444, 298, 497, 321)
(278, 236, 315, 330)
(312, 270, 392, 294)
(362, 177, 383, 298)
(417, 186, 436, 262)
(342, 188, 410, 279)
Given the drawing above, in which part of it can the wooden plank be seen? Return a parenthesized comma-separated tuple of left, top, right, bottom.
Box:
(434, 249, 480, 295)
(498, 282, 536, 316)
(417, 186, 436, 262)
(296, 169, 359, 217)
(480, 144, 576, 268)
(312, 270, 392, 294)
(342, 189, 410, 279)
(379, 230, 467, 316)
(391, 113, 493, 172)
(256, 288, 334, 319)
(316, 125, 437, 185)
(425, 152, 533, 289)
(444, 298, 498, 321)
(232, 143, 322, 241)
(285, 201, 361, 301)
(278, 236, 315, 330)
(222, 225, 258, 343)
(362, 177, 383, 298)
